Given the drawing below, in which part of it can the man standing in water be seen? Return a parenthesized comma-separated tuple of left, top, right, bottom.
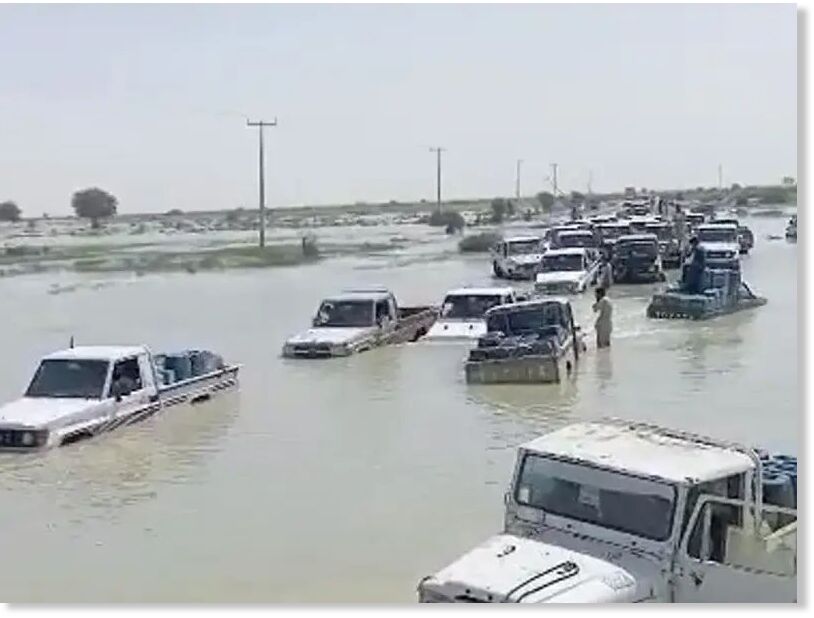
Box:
(597, 252, 613, 290)
(592, 287, 612, 349)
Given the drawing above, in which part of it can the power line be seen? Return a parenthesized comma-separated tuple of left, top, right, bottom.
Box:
(429, 147, 446, 214)
(246, 118, 277, 248)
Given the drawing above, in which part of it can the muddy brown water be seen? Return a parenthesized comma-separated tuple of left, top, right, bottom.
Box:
(0, 215, 797, 602)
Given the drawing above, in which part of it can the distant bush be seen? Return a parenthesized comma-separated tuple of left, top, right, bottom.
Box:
(0, 200, 22, 222)
(459, 231, 500, 253)
(536, 192, 555, 212)
(428, 210, 465, 233)
(301, 234, 319, 258)
(491, 198, 509, 223)
(735, 196, 748, 206)
(166, 208, 184, 216)
(744, 186, 793, 205)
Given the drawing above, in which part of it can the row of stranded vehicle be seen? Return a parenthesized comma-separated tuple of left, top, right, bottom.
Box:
(490, 213, 754, 294)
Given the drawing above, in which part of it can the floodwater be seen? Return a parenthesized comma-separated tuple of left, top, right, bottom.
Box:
(0, 213, 798, 602)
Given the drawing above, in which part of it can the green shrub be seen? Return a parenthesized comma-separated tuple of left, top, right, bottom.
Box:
(458, 231, 500, 253)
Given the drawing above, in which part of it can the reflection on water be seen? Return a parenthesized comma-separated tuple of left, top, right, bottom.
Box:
(0, 215, 797, 602)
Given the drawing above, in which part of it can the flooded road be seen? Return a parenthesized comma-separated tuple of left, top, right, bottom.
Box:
(0, 214, 798, 602)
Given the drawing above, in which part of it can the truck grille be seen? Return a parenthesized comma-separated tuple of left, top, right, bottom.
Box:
(0, 429, 44, 448)
(293, 343, 332, 358)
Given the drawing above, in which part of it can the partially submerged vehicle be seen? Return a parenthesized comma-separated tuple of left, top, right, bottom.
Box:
(424, 287, 522, 342)
(709, 218, 754, 254)
(595, 221, 631, 253)
(418, 419, 797, 603)
(647, 246, 766, 320)
(611, 234, 665, 284)
(0, 345, 238, 451)
(282, 289, 438, 358)
(534, 248, 599, 295)
(696, 224, 741, 263)
(686, 211, 706, 231)
(491, 236, 545, 280)
(464, 299, 586, 385)
(550, 229, 600, 260)
(644, 221, 682, 269)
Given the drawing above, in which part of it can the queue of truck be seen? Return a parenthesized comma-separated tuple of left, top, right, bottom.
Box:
(0, 197, 795, 603)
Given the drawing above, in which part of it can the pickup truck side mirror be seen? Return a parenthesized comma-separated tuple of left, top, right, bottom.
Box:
(111, 381, 132, 401)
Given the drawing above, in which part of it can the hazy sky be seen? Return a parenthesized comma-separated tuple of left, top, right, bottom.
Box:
(0, 3, 797, 215)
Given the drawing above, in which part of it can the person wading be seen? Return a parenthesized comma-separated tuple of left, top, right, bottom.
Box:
(597, 253, 613, 290)
(592, 287, 613, 349)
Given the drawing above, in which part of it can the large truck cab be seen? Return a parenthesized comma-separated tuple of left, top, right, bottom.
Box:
(418, 420, 796, 603)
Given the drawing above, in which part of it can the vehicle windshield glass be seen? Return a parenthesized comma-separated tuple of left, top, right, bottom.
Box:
(558, 234, 593, 248)
(487, 304, 563, 335)
(598, 226, 626, 240)
(515, 454, 676, 541)
(646, 226, 671, 241)
(698, 228, 737, 243)
(542, 254, 584, 272)
(314, 300, 373, 327)
(441, 294, 503, 319)
(507, 240, 541, 255)
(25, 359, 109, 399)
(618, 241, 657, 255)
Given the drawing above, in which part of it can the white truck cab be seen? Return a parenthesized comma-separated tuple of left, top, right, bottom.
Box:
(535, 247, 599, 295)
(491, 236, 545, 280)
(425, 286, 522, 341)
(418, 420, 797, 603)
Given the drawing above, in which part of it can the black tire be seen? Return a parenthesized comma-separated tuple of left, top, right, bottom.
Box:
(493, 261, 504, 278)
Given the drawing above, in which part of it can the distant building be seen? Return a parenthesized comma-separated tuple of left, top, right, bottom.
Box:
(782, 176, 796, 186)
(624, 186, 636, 197)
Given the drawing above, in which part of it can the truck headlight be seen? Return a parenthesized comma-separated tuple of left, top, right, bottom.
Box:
(21, 432, 35, 446)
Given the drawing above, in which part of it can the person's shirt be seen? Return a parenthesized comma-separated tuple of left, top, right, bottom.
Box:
(593, 296, 612, 326)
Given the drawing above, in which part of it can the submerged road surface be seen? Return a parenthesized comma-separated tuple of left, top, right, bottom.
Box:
(0, 214, 798, 602)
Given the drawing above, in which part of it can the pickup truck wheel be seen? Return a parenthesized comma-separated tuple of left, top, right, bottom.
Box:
(493, 262, 504, 278)
(411, 328, 427, 342)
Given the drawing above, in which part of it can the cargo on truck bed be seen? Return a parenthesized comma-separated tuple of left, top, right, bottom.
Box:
(282, 288, 438, 358)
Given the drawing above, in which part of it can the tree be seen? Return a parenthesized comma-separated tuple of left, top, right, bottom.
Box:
(71, 187, 117, 228)
(536, 192, 555, 212)
(730, 183, 742, 191)
(0, 200, 21, 222)
(428, 210, 464, 233)
(166, 208, 184, 216)
(570, 191, 585, 202)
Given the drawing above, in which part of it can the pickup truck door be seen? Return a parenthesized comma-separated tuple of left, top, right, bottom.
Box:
(108, 354, 157, 426)
(673, 496, 797, 602)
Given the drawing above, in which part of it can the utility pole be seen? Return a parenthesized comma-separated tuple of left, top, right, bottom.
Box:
(550, 163, 559, 196)
(587, 169, 593, 195)
(515, 159, 523, 200)
(246, 118, 277, 248)
(429, 147, 445, 214)
(718, 163, 723, 190)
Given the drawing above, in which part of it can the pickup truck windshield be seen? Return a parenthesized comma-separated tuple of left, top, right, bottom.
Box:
(315, 300, 374, 327)
(558, 235, 593, 248)
(542, 254, 584, 272)
(515, 454, 676, 541)
(507, 240, 541, 255)
(618, 241, 658, 256)
(645, 226, 672, 241)
(598, 226, 627, 240)
(487, 305, 563, 335)
(698, 229, 737, 243)
(25, 359, 109, 399)
(442, 294, 503, 319)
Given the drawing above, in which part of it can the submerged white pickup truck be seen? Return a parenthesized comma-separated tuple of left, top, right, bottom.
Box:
(0, 345, 239, 451)
(282, 289, 438, 359)
(424, 286, 524, 342)
(418, 419, 797, 603)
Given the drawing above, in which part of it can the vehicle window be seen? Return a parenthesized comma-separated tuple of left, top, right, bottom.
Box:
(542, 254, 584, 272)
(110, 357, 143, 396)
(698, 228, 737, 243)
(375, 299, 390, 322)
(501, 242, 507, 257)
(685, 499, 796, 575)
(441, 294, 503, 319)
(315, 300, 374, 327)
(25, 359, 109, 399)
(507, 240, 540, 255)
(515, 454, 676, 541)
(487, 304, 562, 335)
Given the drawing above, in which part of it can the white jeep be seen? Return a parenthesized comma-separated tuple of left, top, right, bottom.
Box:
(418, 420, 797, 603)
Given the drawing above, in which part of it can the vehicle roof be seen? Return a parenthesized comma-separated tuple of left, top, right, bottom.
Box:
(329, 289, 392, 301)
(445, 286, 515, 297)
(544, 247, 589, 256)
(521, 421, 755, 484)
(617, 233, 659, 243)
(644, 221, 670, 227)
(504, 235, 542, 243)
(699, 222, 737, 230)
(44, 345, 148, 362)
(597, 221, 629, 228)
(486, 297, 569, 315)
